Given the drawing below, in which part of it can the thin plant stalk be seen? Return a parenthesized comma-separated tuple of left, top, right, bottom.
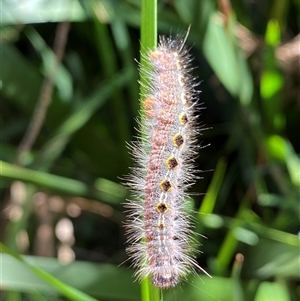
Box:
(140, 0, 160, 300)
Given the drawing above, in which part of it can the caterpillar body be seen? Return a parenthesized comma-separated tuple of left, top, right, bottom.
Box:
(125, 31, 207, 288)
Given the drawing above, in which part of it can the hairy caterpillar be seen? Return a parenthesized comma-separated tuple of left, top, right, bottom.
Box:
(125, 30, 208, 288)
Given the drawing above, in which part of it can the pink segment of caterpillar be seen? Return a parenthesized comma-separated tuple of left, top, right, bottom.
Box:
(125, 31, 208, 288)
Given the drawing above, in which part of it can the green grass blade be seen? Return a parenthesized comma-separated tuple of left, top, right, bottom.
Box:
(139, 0, 159, 300)
(0, 243, 99, 301)
(140, 0, 157, 106)
(1, 253, 140, 300)
(33, 68, 132, 171)
(1, 160, 126, 206)
(199, 158, 227, 216)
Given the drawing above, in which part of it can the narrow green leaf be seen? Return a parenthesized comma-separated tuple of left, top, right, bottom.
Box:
(140, 0, 157, 106)
(25, 26, 73, 102)
(139, 1, 159, 300)
(0, 160, 126, 205)
(1, 160, 87, 195)
(203, 13, 238, 96)
(1, 252, 140, 301)
(265, 136, 300, 187)
(203, 12, 253, 105)
(0, 244, 99, 301)
(33, 68, 132, 171)
(199, 158, 227, 216)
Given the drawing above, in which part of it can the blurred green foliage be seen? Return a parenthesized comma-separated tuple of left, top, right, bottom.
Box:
(1, 0, 299, 301)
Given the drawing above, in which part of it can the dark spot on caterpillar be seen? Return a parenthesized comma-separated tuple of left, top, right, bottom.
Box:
(157, 223, 165, 229)
(166, 156, 178, 169)
(178, 112, 188, 125)
(159, 179, 172, 192)
(173, 134, 184, 147)
(156, 202, 169, 213)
